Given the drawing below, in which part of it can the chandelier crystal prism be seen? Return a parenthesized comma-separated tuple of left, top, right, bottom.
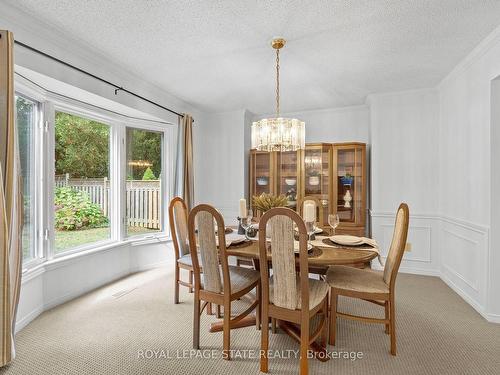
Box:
(251, 38, 305, 152)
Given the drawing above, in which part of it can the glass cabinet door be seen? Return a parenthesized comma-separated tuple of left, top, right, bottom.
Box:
(335, 145, 364, 225)
(276, 151, 300, 209)
(304, 144, 331, 224)
(250, 151, 273, 197)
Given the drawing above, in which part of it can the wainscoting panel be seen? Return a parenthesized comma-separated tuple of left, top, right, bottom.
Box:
(371, 212, 440, 275)
(440, 217, 489, 313)
(372, 212, 492, 321)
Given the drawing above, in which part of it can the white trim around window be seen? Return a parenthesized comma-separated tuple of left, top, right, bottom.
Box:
(15, 74, 175, 271)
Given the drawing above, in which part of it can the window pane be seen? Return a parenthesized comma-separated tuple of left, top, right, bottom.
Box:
(54, 111, 110, 253)
(126, 127, 162, 236)
(16, 96, 37, 263)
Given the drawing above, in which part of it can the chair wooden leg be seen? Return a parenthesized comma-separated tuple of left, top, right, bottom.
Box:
(223, 302, 231, 360)
(271, 318, 277, 334)
(389, 297, 396, 355)
(207, 303, 212, 315)
(174, 265, 180, 304)
(329, 291, 338, 346)
(216, 304, 222, 318)
(256, 283, 261, 330)
(300, 318, 309, 375)
(260, 307, 269, 372)
(193, 296, 200, 349)
(320, 299, 328, 348)
(189, 270, 194, 293)
(385, 301, 390, 334)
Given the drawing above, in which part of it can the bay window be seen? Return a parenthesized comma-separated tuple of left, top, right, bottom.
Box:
(15, 75, 172, 270)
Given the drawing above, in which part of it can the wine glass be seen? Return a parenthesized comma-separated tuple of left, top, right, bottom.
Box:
(304, 219, 315, 249)
(241, 209, 253, 240)
(328, 214, 340, 236)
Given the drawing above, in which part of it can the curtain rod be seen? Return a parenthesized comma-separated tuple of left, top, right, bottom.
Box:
(13, 39, 186, 119)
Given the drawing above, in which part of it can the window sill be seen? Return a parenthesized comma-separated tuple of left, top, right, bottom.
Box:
(21, 235, 171, 284)
(129, 234, 170, 247)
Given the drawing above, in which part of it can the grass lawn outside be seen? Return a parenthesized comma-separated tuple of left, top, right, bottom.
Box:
(55, 226, 160, 253)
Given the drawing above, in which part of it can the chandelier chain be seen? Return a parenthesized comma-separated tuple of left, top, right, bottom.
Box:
(276, 48, 280, 117)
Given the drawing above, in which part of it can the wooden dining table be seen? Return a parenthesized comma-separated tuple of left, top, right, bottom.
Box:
(226, 235, 379, 268)
(209, 233, 380, 360)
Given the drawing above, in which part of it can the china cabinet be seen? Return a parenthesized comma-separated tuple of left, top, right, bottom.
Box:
(301, 143, 333, 226)
(332, 143, 366, 236)
(275, 151, 302, 209)
(249, 150, 302, 209)
(249, 150, 274, 197)
(249, 142, 367, 235)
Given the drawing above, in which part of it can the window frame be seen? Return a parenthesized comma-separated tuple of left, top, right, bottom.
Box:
(14, 92, 44, 270)
(15, 74, 174, 270)
(50, 103, 116, 258)
(123, 121, 170, 241)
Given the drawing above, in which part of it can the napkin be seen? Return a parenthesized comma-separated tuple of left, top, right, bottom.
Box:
(216, 233, 246, 247)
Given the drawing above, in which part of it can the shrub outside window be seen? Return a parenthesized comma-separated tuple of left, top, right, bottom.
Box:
(54, 111, 111, 253)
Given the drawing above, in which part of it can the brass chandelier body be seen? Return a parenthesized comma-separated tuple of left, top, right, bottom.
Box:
(251, 38, 305, 152)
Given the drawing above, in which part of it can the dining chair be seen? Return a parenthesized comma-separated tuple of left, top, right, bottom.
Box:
(188, 204, 261, 359)
(327, 203, 409, 355)
(297, 196, 324, 228)
(169, 197, 194, 304)
(259, 207, 329, 375)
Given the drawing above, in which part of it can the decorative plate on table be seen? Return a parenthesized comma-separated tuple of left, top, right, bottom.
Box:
(330, 235, 364, 246)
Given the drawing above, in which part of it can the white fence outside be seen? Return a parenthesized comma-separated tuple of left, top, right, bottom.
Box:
(55, 175, 161, 229)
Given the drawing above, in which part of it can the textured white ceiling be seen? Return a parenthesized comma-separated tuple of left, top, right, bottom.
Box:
(6, 0, 500, 113)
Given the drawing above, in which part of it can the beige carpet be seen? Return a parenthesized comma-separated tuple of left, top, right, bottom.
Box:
(1, 262, 500, 375)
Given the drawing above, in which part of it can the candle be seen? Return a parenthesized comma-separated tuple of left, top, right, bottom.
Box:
(239, 198, 247, 218)
(304, 202, 316, 222)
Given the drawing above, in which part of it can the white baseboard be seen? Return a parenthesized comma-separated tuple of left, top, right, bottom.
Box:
(372, 263, 440, 277)
(440, 272, 490, 322)
(15, 305, 44, 333)
(485, 313, 500, 323)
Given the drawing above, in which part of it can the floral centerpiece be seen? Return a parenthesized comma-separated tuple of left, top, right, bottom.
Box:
(252, 193, 288, 212)
(251, 193, 288, 238)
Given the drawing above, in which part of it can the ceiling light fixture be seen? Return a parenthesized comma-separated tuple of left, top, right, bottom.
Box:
(251, 38, 305, 152)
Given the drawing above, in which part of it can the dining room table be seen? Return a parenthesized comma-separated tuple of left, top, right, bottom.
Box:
(209, 229, 381, 360)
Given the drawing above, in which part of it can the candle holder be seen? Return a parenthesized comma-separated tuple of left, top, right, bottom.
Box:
(237, 217, 245, 235)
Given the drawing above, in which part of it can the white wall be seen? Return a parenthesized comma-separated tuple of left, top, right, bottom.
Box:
(256, 105, 370, 144)
(193, 110, 248, 221)
(193, 105, 370, 222)
(438, 26, 500, 322)
(1, 3, 204, 332)
(368, 89, 441, 275)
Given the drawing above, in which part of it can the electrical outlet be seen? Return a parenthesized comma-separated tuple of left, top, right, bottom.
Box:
(405, 242, 412, 252)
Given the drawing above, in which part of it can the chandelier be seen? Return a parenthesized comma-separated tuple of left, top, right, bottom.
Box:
(251, 38, 305, 152)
